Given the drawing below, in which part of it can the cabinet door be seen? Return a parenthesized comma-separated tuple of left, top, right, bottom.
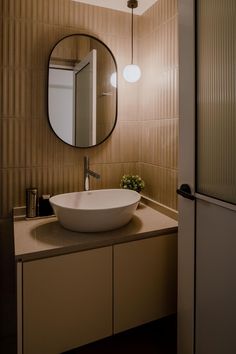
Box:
(23, 247, 112, 354)
(114, 234, 177, 333)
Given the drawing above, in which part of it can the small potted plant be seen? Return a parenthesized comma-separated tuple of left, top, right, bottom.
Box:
(120, 174, 145, 193)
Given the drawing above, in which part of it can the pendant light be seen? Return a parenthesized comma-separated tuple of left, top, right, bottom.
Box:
(123, 0, 141, 83)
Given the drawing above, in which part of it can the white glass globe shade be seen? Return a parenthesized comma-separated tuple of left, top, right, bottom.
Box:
(110, 72, 117, 88)
(123, 64, 141, 83)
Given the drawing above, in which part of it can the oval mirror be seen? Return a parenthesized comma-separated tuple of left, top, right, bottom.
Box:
(47, 34, 118, 148)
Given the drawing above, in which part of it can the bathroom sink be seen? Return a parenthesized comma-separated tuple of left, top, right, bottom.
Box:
(49, 189, 141, 232)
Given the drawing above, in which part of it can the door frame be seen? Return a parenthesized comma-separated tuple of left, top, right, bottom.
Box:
(178, 0, 196, 353)
(74, 49, 97, 146)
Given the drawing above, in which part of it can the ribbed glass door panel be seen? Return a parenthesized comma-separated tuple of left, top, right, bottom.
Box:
(197, 0, 236, 204)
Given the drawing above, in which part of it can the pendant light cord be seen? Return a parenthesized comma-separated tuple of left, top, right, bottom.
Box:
(124, 0, 141, 82)
(131, 7, 134, 64)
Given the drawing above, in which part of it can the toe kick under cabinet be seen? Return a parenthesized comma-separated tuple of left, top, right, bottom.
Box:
(17, 233, 177, 354)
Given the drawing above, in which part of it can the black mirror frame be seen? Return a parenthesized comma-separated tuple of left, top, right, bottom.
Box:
(47, 33, 118, 148)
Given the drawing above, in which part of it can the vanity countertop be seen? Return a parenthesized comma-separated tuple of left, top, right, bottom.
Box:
(14, 204, 178, 262)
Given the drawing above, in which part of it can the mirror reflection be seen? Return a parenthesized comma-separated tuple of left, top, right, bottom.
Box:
(48, 34, 117, 147)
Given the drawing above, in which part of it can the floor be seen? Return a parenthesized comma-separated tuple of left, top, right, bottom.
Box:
(65, 315, 177, 354)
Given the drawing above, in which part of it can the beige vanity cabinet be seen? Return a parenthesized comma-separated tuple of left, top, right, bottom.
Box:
(113, 234, 177, 333)
(18, 232, 177, 354)
(22, 246, 113, 354)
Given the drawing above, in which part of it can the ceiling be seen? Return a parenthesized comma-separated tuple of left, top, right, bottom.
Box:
(72, 0, 158, 15)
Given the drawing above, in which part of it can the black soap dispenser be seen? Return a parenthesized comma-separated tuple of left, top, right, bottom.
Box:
(38, 194, 54, 216)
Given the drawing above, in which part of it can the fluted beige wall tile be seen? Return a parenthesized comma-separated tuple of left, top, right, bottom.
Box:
(138, 0, 179, 210)
(90, 162, 140, 191)
(27, 118, 66, 168)
(138, 6, 154, 38)
(154, 17, 178, 72)
(30, 70, 47, 118)
(141, 119, 178, 170)
(0, 0, 136, 217)
(78, 121, 140, 165)
(140, 163, 178, 210)
(119, 121, 140, 162)
(0, 0, 179, 217)
(0, 168, 26, 216)
(0, 118, 27, 168)
(26, 164, 84, 197)
(1, 0, 15, 18)
(151, 68, 179, 120)
(0, 68, 33, 118)
(153, 0, 178, 28)
(0, 0, 66, 22)
(118, 79, 139, 121)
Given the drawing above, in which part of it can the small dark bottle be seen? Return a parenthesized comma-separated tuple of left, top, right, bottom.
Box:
(38, 195, 54, 216)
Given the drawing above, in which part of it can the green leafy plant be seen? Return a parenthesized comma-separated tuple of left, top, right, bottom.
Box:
(120, 174, 145, 193)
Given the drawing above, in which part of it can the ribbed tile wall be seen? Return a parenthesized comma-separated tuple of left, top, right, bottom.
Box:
(0, 0, 140, 217)
(138, 0, 179, 210)
(0, 0, 179, 217)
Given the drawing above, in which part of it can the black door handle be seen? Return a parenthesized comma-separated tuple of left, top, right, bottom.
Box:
(177, 184, 195, 200)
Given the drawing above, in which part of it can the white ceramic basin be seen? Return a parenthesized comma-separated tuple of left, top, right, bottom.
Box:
(49, 189, 141, 232)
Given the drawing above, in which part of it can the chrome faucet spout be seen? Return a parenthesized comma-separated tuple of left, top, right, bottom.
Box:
(83, 156, 100, 191)
(87, 169, 100, 179)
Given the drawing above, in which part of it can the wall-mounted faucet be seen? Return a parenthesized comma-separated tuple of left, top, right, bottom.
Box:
(84, 156, 100, 191)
